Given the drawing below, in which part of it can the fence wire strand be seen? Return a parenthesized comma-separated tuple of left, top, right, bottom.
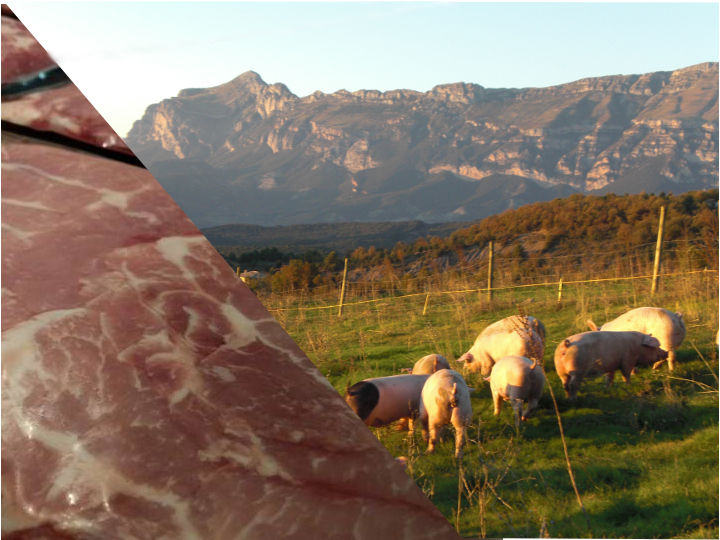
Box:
(264, 268, 717, 313)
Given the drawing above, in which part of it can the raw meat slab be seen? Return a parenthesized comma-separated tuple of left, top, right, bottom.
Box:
(1, 140, 459, 539)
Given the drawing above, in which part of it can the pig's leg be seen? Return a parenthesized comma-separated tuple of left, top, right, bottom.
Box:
(427, 421, 440, 454)
(559, 373, 571, 398)
(522, 398, 538, 422)
(667, 349, 676, 371)
(453, 424, 465, 459)
(492, 390, 503, 416)
(511, 399, 522, 429)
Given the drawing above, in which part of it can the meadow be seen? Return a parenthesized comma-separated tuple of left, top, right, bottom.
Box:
(262, 269, 719, 538)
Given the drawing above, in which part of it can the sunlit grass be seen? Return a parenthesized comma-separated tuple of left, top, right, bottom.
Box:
(263, 273, 718, 538)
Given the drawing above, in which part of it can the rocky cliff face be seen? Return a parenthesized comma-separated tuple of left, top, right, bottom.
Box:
(126, 64, 718, 227)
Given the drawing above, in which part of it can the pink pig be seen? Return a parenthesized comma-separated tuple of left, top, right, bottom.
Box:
(554, 331, 668, 399)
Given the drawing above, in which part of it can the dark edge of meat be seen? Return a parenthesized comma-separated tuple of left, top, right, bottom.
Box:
(2, 66, 71, 100)
(1, 5, 18, 19)
(1, 120, 145, 168)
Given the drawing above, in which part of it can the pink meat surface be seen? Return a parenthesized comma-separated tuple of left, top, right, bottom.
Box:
(1, 15, 55, 83)
(1, 12, 132, 155)
(1, 142, 458, 539)
(1, 84, 132, 155)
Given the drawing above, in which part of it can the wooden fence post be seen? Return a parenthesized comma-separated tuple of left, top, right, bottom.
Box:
(651, 206, 666, 296)
(422, 292, 431, 316)
(557, 278, 563, 304)
(487, 240, 494, 302)
(338, 258, 348, 317)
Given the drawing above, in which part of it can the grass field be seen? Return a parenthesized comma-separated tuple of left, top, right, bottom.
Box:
(262, 271, 718, 538)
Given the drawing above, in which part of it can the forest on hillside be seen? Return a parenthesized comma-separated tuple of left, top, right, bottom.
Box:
(226, 190, 718, 294)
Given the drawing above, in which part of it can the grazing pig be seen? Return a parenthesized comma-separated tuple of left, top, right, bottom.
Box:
(553, 331, 668, 399)
(458, 315, 545, 376)
(587, 307, 685, 371)
(486, 315, 547, 341)
(418, 369, 473, 459)
(345, 374, 430, 428)
(412, 353, 451, 375)
(487, 355, 545, 426)
(395, 354, 452, 431)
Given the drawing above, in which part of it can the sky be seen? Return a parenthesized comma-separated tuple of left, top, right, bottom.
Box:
(11, 2, 719, 137)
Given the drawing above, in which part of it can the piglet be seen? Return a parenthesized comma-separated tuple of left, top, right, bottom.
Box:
(418, 369, 473, 459)
(487, 355, 545, 426)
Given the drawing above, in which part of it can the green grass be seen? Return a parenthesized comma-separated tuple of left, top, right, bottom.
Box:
(264, 274, 718, 538)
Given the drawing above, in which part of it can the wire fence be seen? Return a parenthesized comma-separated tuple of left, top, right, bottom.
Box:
(241, 235, 714, 294)
(235, 212, 718, 319)
(262, 267, 718, 315)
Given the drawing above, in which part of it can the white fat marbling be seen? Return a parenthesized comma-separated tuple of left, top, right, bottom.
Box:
(3, 308, 88, 398)
(1, 198, 55, 211)
(211, 366, 236, 383)
(200, 428, 294, 484)
(220, 303, 261, 350)
(1, 222, 36, 243)
(156, 236, 204, 282)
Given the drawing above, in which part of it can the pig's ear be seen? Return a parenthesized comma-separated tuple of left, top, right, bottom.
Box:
(458, 353, 473, 364)
(642, 335, 661, 348)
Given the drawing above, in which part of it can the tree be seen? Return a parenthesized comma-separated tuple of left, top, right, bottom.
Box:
(321, 251, 341, 272)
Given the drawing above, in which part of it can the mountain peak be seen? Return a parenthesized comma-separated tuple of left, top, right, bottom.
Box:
(176, 71, 268, 98)
(230, 70, 267, 86)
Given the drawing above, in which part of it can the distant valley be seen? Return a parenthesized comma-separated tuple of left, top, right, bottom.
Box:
(126, 63, 718, 228)
(202, 220, 465, 256)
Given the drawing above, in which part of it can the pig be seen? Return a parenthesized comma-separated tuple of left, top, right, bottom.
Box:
(587, 307, 685, 371)
(344, 374, 430, 428)
(458, 315, 545, 376)
(487, 355, 545, 426)
(418, 369, 473, 459)
(411, 353, 451, 375)
(553, 331, 669, 399)
(486, 315, 547, 342)
(395, 354, 453, 431)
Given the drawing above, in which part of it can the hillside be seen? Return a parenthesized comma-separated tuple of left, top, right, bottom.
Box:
(232, 190, 718, 292)
(126, 64, 718, 228)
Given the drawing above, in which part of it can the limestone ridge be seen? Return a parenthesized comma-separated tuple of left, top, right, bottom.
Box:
(130, 71, 298, 160)
(126, 63, 718, 227)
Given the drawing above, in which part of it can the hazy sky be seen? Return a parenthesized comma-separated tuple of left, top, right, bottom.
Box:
(11, 2, 719, 137)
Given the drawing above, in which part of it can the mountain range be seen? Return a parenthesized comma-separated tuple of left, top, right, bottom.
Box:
(126, 63, 718, 228)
